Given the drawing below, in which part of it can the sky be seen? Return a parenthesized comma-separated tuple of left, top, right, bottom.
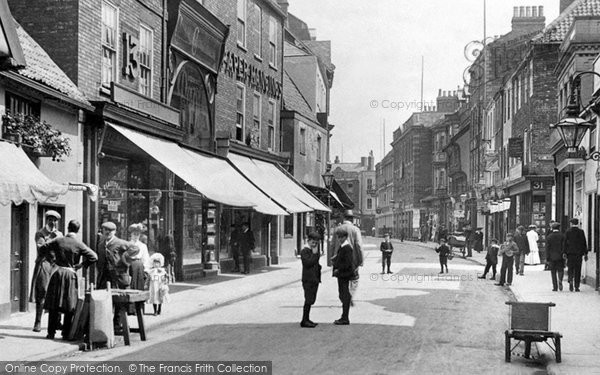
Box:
(286, 0, 562, 164)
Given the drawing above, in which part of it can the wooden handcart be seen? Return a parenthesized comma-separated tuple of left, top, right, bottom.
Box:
(505, 301, 562, 363)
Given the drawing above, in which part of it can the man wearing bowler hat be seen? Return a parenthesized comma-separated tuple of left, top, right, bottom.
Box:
(95, 221, 129, 289)
(30, 210, 63, 332)
(564, 218, 588, 292)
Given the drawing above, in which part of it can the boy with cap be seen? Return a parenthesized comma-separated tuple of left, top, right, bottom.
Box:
(30, 210, 63, 332)
(496, 233, 518, 287)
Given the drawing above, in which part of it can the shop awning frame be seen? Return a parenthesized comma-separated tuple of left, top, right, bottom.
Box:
(108, 123, 288, 216)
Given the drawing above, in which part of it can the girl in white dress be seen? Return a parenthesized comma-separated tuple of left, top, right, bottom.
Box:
(525, 225, 541, 265)
(146, 253, 169, 315)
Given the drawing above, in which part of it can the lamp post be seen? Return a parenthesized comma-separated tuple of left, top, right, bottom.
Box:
(322, 170, 335, 267)
(550, 71, 600, 290)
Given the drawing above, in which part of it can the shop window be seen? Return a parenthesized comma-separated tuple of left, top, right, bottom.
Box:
(237, 0, 246, 48)
(268, 100, 276, 150)
(236, 84, 245, 141)
(101, 1, 118, 88)
(268, 17, 277, 68)
(253, 92, 261, 144)
(139, 25, 153, 97)
(284, 215, 293, 238)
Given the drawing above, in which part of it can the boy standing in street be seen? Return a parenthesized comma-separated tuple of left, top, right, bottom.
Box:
(496, 233, 519, 287)
(435, 238, 450, 274)
(380, 234, 393, 274)
(300, 232, 322, 328)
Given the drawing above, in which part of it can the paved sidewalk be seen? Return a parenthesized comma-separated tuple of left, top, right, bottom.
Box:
(402, 239, 600, 374)
(0, 258, 311, 361)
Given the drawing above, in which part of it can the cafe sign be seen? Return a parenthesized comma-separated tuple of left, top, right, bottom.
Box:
(222, 51, 282, 100)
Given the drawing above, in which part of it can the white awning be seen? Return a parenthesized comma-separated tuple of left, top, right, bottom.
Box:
(229, 153, 331, 213)
(110, 124, 287, 216)
(0, 141, 68, 205)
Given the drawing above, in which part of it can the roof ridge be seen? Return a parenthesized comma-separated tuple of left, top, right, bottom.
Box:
(532, 0, 588, 42)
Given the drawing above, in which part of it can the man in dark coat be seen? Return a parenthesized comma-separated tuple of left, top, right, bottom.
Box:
(40, 220, 97, 339)
(30, 210, 63, 332)
(238, 222, 255, 274)
(564, 218, 588, 292)
(300, 231, 322, 328)
(95, 221, 130, 289)
(546, 222, 566, 292)
(513, 226, 530, 276)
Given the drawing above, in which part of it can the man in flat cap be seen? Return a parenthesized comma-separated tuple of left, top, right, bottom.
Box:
(30, 210, 63, 332)
(564, 218, 588, 292)
(95, 222, 129, 289)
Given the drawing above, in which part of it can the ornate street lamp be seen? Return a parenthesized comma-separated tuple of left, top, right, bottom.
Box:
(550, 72, 600, 160)
(322, 170, 335, 266)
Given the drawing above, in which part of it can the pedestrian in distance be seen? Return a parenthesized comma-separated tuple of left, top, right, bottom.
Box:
(229, 224, 241, 272)
(564, 218, 588, 292)
(513, 225, 530, 276)
(438, 225, 448, 242)
(435, 238, 450, 274)
(473, 227, 484, 253)
(30, 210, 63, 333)
(300, 231, 322, 328)
(146, 253, 169, 315)
(400, 227, 405, 242)
(464, 225, 473, 257)
(479, 238, 499, 280)
(546, 222, 566, 292)
(332, 226, 354, 325)
(496, 233, 518, 287)
(40, 220, 97, 339)
(525, 225, 541, 265)
(238, 222, 255, 274)
(380, 233, 394, 274)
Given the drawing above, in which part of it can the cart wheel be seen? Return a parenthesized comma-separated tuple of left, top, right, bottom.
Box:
(555, 336, 561, 363)
(505, 331, 511, 362)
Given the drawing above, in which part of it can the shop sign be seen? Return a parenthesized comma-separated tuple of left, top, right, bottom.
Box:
(532, 181, 548, 191)
(508, 138, 523, 158)
(222, 51, 282, 100)
(171, 11, 222, 73)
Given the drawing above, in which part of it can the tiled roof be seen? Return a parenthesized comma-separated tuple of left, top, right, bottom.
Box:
(532, 0, 600, 43)
(13, 21, 90, 106)
(332, 163, 366, 173)
(282, 70, 318, 123)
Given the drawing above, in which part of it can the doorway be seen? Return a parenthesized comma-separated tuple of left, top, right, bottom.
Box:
(11, 204, 29, 313)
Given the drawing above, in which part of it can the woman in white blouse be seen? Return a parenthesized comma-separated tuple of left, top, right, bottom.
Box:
(128, 223, 151, 290)
(525, 224, 541, 265)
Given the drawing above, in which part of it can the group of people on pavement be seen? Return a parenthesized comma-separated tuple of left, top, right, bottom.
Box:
(30, 212, 172, 340)
(299, 210, 363, 328)
(474, 219, 587, 292)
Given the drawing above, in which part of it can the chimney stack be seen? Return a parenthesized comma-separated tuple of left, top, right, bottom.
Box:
(511, 5, 545, 34)
(276, 0, 290, 27)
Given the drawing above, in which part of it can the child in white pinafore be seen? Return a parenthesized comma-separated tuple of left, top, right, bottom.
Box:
(145, 253, 169, 315)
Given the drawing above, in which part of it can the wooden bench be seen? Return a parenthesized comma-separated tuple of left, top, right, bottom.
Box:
(505, 301, 562, 363)
(112, 290, 149, 346)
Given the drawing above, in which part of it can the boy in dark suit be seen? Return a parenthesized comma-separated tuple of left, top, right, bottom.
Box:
(300, 231, 322, 328)
(435, 238, 450, 274)
(332, 226, 354, 325)
(546, 222, 566, 292)
(380, 234, 394, 274)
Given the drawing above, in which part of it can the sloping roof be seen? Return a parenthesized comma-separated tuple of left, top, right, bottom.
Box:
(282, 70, 318, 123)
(532, 0, 600, 43)
(332, 163, 365, 173)
(12, 22, 90, 106)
